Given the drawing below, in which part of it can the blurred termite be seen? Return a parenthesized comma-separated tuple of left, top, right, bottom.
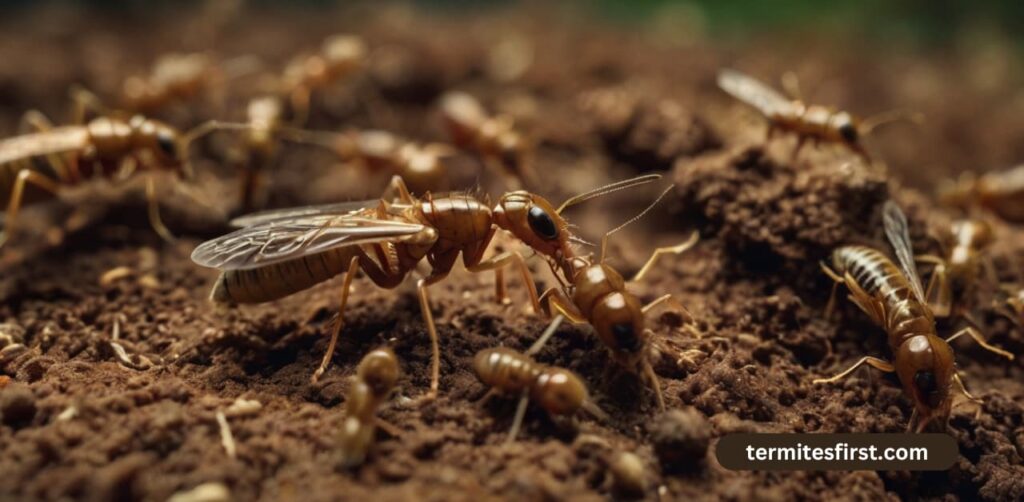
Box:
(280, 34, 367, 125)
(438, 91, 538, 190)
(0, 109, 251, 248)
(532, 185, 702, 412)
(474, 316, 607, 442)
(814, 201, 1014, 432)
(717, 68, 922, 163)
(938, 165, 1024, 223)
(191, 173, 661, 397)
(915, 219, 995, 318)
(338, 347, 400, 467)
(274, 127, 457, 197)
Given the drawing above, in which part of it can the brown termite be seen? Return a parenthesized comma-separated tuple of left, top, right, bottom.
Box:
(191, 174, 660, 397)
(474, 315, 607, 442)
(815, 201, 1014, 432)
(717, 68, 921, 162)
(938, 165, 1024, 223)
(532, 186, 702, 412)
(280, 34, 367, 125)
(277, 127, 456, 196)
(338, 347, 400, 467)
(438, 91, 538, 190)
(120, 52, 221, 113)
(914, 219, 995, 318)
(0, 111, 249, 248)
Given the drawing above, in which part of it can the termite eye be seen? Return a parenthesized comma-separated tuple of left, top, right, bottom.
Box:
(839, 123, 858, 142)
(156, 132, 178, 158)
(527, 206, 559, 240)
(611, 323, 640, 352)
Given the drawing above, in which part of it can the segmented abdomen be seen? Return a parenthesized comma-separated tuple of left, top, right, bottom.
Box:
(831, 245, 935, 346)
(473, 348, 540, 394)
(210, 245, 361, 304)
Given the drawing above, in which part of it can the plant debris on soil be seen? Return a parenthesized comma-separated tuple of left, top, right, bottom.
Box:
(1, 4, 1023, 502)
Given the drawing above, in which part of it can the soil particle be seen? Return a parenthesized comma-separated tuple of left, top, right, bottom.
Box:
(650, 407, 711, 474)
(0, 382, 37, 427)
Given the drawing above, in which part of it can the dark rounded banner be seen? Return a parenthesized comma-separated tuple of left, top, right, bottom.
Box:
(716, 433, 958, 471)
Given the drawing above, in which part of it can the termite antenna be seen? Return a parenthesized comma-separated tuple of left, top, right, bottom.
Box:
(599, 184, 674, 264)
(861, 109, 925, 134)
(557, 174, 661, 214)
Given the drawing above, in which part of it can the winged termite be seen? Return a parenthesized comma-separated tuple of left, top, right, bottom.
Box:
(717, 68, 921, 163)
(814, 201, 1014, 432)
(191, 174, 662, 398)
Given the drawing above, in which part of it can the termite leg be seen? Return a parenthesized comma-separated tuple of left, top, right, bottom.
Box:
(466, 251, 541, 314)
(812, 356, 895, 384)
(539, 287, 588, 324)
(416, 251, 459, 400)
(19, 111, 71, 181)
(642, 294, 700, 339)
(382, 175, 416, 204)
(506, 390, 530, 443)
(916, 255, 952, 317)
(641, 356, 665, 412)
(632, 230, 699, 282)
(0, 169, 61, 248)
(145, 175, 176, 243)
(945, 327, 1014, 360)
(953, 372, 982, 404)
(311, 255, 361, 383)
(820, 262, 844, 318)
(69, 85, 110, 124)
(526, 314, 565, 356)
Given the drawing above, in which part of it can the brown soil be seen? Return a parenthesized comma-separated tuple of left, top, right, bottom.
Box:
(1, 4, 1023, 502)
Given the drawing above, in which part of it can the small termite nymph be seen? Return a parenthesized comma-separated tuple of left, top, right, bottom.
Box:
(717, 68, 921, 163)
(814, 201, 1015, 432)
(338, 347, 400, 468)
(473, 317, 606, 442)
(280, 34, 367, 124)
(438, 91, 537, 190)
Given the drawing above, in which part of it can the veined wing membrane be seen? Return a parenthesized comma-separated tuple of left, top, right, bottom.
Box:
(717, 69, 791, 117)
(193, 213, 427, 270)
(230, 200, 381, 227)
(0, 127, 90, 166)
(882, 200, 926, 302)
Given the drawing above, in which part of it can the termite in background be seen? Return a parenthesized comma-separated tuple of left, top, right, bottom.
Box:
(814, 201, 1015, 432)
(270, 127, 457, 197)
(938, 165, 1024, 224)
(717, 68, 922, 163)
(438, 91, 538, 190)
(0, 110, 249, 248)
(280, 34, 367, 125)
(914, 218, 995, 318)
(531, 185, 702, 412)
(338, 347, 400, 468)
(191, 174, 660, 397)
(232, 95, 285, 213)
(474, 316, 607, 442)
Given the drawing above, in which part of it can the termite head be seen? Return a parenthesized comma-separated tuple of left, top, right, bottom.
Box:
(830, 112, 860, 146)
(356, 348, 399, 398)
(895, 334, 955, 431)
(493, 192, 574, 276)
(129, 115, 188, 176)
(533, 368, 588, 416)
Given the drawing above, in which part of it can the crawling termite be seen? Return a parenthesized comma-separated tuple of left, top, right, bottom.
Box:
(474, 316, 606, 442)
(717, 68, 920, 162)
(280, 34, 367, 125)
(524, 186, 701, 412)
(815, 201, 1015, 432)
(438, 91, 537, 190)
(0, 109, 247, 247)
(338, 347, 400, 467)
(915, 219, 995, 318)
(938, 165, 1024, 223)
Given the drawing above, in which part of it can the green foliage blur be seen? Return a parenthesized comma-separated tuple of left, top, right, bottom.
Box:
(592, 0, 1024, 47)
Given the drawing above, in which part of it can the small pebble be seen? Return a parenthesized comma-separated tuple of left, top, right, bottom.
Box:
(0, 383, 37, 427)
(610, 451, 647, 496)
